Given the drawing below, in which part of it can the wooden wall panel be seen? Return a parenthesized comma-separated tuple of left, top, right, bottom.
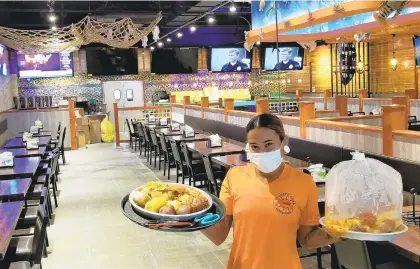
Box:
(393, 135, 420, 163)
(252, 47, 261, 69)
(198, 48, 208, 70)
(138, 48, 151, 72)
(370, 36, 417, 94)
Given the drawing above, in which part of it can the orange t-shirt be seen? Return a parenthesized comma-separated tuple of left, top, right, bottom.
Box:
(219, 163, 320, 269)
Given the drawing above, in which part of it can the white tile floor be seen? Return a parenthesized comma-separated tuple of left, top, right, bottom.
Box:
(43, 143, 329, 269)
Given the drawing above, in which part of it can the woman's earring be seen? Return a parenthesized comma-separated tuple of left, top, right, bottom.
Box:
(284, 145, 290, 154)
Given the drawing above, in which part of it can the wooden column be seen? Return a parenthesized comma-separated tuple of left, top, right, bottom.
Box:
(358, 89, 367, 112)
(113, 103, 120, 147)
(296, 89, 303, 98)
(382, 105, 407, 156)
(335, 95, 348, 116)
(201, 96, 209, 119)
(392, 96, 410, 119)
(224, 98, 234, 122)
(323, 90, 331, 110)
(405, 88, 418, 99)
(170, 95, 176, 104)
(299, 101, 315, 139)
(68, 100, 77, 150)
(183, 96, 190, 105)
(256, 99, 270, 114)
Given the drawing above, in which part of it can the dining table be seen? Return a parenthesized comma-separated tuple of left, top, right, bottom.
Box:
(389, 205, 420, 263)
(186, 141, 244, 157)
(0, 156, 41, 180)
(3, 137, 51, 149)
(0, 178, 32, 202)
(16, 132, 52, 138)
(168, 134, 209, 144)
(0, 147, 46, 158)
(212, 154, 248, 168)
(0, 201, 24, 260)
(155, 128, 183, 136)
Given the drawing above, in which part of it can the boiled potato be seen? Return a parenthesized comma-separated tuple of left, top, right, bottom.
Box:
(167, 200, 181, 211)
(176, 204, 192, 215)
(159, 204, 176, 215)
(132, 191, 151, 208)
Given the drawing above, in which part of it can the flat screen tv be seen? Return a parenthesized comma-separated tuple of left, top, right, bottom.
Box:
(0, 44, 8, 76)
(414, 36, 420, 67)
(210, 47, 251, 72)
(17, 52, 73, 78)
(86, 47, 138, 76)
(151, 48, 198, 74)
(263, 43, 304, 71)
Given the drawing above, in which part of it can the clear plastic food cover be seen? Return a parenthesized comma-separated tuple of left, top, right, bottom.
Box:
(325, 152, 403, 236)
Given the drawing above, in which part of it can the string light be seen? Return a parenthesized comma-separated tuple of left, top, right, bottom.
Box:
(208, 17, 215, 24)
(256, 41, 261, 45)
(166, 38, 171, 42)
(51, 26, 57, 31)
(229, 6, 237, 12)
(157, 41, 163, 47)
(190, 26, 197, 32)
(176, 32, 183, 38)
(150, 46, 155, 51)
(49, 14, 57, 22)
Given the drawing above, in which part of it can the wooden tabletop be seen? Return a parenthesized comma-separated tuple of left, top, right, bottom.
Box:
(212, 154, 248, 168)
(145, 125, 170, 129)
(186, 141, 244, 156)
(169, 134, 209, 143)
(3, 137, 51, 149)
(0, 178, 32, 201)
(0, 157, 41, 180)
(0, 147, 46, 158)
(0, 201, 24, 260)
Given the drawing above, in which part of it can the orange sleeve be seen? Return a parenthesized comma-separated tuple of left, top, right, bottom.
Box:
(219, 169, 234, 216)
(299, 179, 321, 226)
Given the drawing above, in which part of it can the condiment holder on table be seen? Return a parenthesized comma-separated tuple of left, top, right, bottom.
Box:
(182, 125, 195, 138)
(0, 152, 14, 167)
(206, 134, 223, 148)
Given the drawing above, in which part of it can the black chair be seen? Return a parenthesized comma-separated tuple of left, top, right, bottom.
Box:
(348, 111, 366, 116)
(58, 127, 66, 165)
(136, 122, 146, 156)
(180, 143, 210, 189)
(125, 119, 139, 151)
(141, 125, 153, 164)
(50, 122, 61, 146)
(408, 115, 417, 123)
(2, 205, 48, 268)
(202, 154, 226, 195)
(169, 140, 189, 184)
(149, 129, 164, 169)
(159, 134, 176, 179)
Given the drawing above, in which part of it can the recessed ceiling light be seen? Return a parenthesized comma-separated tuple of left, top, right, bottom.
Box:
(166, 38, 172, 42)
(208, 17, 215, 24)
(51, 26, 57, 31)
(150, 46, 155, 51)
(229, 6, 237, 12)
(157, 42, 163, 47)
(190, 26, 197, 32)
(176, 32, 183, 38)
(256, 41, 261, 45)
(49, 14, 57, 22)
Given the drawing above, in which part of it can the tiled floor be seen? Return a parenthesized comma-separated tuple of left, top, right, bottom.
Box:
(43, 143, 330, 269)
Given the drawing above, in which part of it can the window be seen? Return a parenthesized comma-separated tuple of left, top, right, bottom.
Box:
(113, 89, 121, 101)
(126, 89, 133, 101)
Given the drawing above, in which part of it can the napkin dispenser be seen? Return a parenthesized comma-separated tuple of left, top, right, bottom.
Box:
(26, 138, 39, 149)
(22, 132, 33, 142)
(171, 123, 181, 131)
(30, 126, 40, 134)
(183, 129, 195, 138)
(148, 116, 157, 124)
(206, 134, 223, 148)
(158, 118, 168, 126)
(35, 120, 43, 129)
(0, 152, 14, 167)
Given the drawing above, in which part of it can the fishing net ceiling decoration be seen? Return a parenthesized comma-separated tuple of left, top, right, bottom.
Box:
(0, 13, 162, 53)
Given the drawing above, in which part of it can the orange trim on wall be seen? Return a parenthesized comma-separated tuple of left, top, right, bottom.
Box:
(305, 119, 382, 133)
(277, 116, 300, 123)
(68, 100, 77, 150)
(227, 110, 257, 117)
(393, 130, 420, 139)
(118, 106, 170, 111)
(383, 105, 407, 156)
(299, 101, 316, 138)
(319, 114, 382, 121)
(184, 105, 201, 110)
(203, 107, 225, 113)
(114, 103, 120, 147)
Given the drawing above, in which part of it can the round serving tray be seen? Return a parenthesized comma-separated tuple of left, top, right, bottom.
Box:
(320, 217, 408, 241)
(120, 193, 226, 232)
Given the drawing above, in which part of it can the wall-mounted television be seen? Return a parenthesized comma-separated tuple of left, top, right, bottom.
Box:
(17, 52, 73, 78)
(86, 47, 138, 76)
(0, 44, 8, 76)
(263, 43, 304, 71)
(210, 47, 251, 72)
(151, 48, 198, 74)
(414, 36, 420, 67)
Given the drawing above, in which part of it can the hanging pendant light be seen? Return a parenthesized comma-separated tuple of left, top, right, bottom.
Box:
(391, 34, 398, 71)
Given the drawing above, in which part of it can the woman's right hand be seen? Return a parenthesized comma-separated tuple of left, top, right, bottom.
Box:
(201, 215, 233, 246)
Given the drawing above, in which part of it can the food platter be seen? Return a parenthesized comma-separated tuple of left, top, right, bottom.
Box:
(320, 217, 408, 241)
(121, 193, 225, 232)
(129, 182, 213, 221)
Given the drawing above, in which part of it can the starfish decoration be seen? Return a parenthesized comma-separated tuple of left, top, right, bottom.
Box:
(307, 11, 314, 25)
(284, 20, 291, 28)
(333, 3, 345, 14)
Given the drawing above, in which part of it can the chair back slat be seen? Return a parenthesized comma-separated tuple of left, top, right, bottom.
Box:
(169, 140, 182, 163)
(202, 154, 219, 195)
(60, 127, 66, 150)
(131, 119, 138, 133)
(142, 124, 151, 144)
(180, 143, 194, 170)
(137, 122, 145, 137)
(159, 134, 169, 154)
(150, 129, 160, 148)
(125, 119, 133, 135)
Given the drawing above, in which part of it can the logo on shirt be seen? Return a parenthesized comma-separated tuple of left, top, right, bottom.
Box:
(273, 192, 296, 215)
